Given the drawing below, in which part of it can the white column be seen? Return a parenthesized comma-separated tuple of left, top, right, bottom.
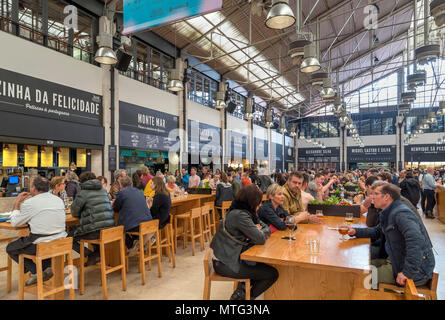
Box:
(267, 127, 272, 173)
(396, 123, 400, 171)
(248, 118, 253, 169)
(102, 64, 112, 182)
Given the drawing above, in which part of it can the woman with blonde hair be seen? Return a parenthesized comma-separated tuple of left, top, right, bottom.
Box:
(140, 166, 152, 186)
(167, 175, 181, 195)
(257, 184, 290, 232)
(147, 176, 171, 230)
(50, 176, 70, 209)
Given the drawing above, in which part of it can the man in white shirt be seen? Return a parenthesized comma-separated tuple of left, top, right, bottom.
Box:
(6, 176, 67, 286)
(188, 167, 201, 188)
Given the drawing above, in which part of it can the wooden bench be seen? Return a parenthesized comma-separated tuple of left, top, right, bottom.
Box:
(378, 272, 439, 300)
(352, 279, 425, 300)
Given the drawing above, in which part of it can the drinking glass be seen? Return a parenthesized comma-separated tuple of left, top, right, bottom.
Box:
(285, 216, 296, 242)
(309, 239, 320, 254)
(315, 210, 323, 217)
(337, 223, 349, 241)
(67, 197, 73, 207)
(345, 212, 354, 224)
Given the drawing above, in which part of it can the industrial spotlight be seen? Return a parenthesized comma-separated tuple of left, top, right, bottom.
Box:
(300, 42, 321, 73)
(320, 77, 335, 99)
(427, 111, 438, 124)
(265, 0, 296, 30)
(431, 0, 445, 27)
(95, 16, 117, 65)
(437, 101, 445, 115)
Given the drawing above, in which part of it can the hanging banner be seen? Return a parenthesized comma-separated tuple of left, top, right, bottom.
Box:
(58, 147, 70, 167)
(405, 144, 445, 162)
(40, 147, 53, 167)
(347, 145, 396, 162)
(24, 145, 38, 167)
(76, 148, 86, 168)
(123, 0, 223, 34)
(2, 144, 17, 167)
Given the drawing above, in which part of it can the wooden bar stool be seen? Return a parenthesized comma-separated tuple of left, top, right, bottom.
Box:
(126, 220, 161, 285)
(201, 205, 212, 242)
(157, 216, 175, 268)
(79, 226, 127, 300)
(175, 208, 204, 256)
(215, 201, 232, 219)
(203, 248, 250, 300)
(352, 279, 425, 300)
(0, 236, 14, 293)
(18, 237, 75, 300)
(204, 201, 216, 235)
(378, 272, 439, 300)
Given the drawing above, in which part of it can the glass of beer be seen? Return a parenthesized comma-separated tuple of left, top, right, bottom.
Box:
(285, 216, 297, 242)
(337, 223, 349, 241)
(345, 212, 354, 224)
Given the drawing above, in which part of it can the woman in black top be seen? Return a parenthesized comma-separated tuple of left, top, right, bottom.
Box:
(147, 176, 171, 229)
(210, 184, 278, 300)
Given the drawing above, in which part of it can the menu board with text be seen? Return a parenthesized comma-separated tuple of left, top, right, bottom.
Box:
(24, 145, 38, 167)
(59, 147, 70, 167)
(40, 147, 53, 167)
(77, 148, 86, 168)
(2, 144, 17, 167)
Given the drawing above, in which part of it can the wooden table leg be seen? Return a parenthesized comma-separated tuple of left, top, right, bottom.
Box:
(52, 255, 65, 300)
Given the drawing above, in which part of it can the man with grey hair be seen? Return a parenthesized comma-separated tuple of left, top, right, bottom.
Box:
(422, 167, 438, 219)
(109, 169, 127, 200)
(65, 171, 80, 199)
(113, 175, 152, 251)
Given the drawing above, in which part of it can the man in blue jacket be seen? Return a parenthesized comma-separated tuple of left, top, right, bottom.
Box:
(348, 182, 435, 287)
(113, 176, 153, 252)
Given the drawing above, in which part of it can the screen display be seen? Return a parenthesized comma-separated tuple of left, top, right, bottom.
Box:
(8, 176, 19, 184)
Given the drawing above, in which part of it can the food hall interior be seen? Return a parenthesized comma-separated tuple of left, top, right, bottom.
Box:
(1, 0, 445, 304)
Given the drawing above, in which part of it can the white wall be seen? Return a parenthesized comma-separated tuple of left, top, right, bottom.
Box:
(408, 132, 444, 145)
(118, 74, 179, 116)
(297, 137, 340, 148)
(188, 100, 220, 127)
(347, 135, 396, 146)
(0, 31, 102, 95)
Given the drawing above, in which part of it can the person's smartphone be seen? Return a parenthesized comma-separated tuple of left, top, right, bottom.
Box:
(281, 236, 296, 240)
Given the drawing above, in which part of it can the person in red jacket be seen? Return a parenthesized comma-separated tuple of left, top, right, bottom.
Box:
(241, 171, 252, 187)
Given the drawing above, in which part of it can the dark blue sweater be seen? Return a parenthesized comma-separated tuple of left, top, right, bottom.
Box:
(257, 200, 290, 231)
(113, 187, 152, 231)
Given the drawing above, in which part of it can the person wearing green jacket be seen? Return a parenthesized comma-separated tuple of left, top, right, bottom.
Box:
(228, 172, 241, 198)
(70, 171, 115, 266)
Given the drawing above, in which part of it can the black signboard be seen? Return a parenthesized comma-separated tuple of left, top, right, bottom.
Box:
(254, 137, 268, 161)
(227, 130, 247, 159)
(405, 144, 445, 162)
(298, 147, 340, 163)
(187, 120, 221, 160)
(108, 145, 117, 172)
(0, 68, 102, 126)
(347, 145, 396, 162)
(119, 101, 179, 151)
(285, 136, 294, 163)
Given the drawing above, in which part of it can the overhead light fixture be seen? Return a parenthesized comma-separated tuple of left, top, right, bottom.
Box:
(437, 138, 443, 145)
(421, 118, 430, 130)
(428, 111, 438, 124)
(306, 135, 312, 143)
(279, 116, 287, 134)
(300, 42, 320, 73)
(289, 125, 297, 137)
(437, 101, 445, 115)
(87, 149, 92, 156)
(244, 95, 254, 120)
(168, 59, 186, 92)
(299, 132, 305, 140)
(310, 71, 328, 88)
(3, 143, 9, 150)
(215, 82, 228, 110)
(265, 108, 273, 128)
(401, 91, 416, 104)
(94, 16, 117, 65)
(320, 77, 335, 99)
(431, 0, 445, 27)
(265, 0, 296, 30)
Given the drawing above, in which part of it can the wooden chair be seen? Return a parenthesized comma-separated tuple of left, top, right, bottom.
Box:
(18, 237, 75, 300)
(175, 208, 204, 256)
(204, 201, 217, 235)
(201, 205, 212, 242)
(0, 236, 14, 293)
(79, 226, 127, 300)
(215, 201, 232, 219)
(126, 220, 161, 285)
(352, 279, 425, 300)
(378, 272, 439, 300)
(156, 216, 176, 268)
(203, 248, 250, 300)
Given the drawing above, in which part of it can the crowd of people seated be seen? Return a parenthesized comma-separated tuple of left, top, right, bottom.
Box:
(2, 164, 440, 299)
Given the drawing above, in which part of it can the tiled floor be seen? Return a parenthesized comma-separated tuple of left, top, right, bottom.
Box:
(0, 215, 444, 300)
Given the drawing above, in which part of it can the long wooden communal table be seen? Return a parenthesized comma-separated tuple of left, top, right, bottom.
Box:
(170, 194, 216, 215)
(241, 216, 371, 300)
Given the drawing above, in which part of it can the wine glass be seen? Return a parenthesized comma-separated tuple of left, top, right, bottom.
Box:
(337, 223, 349, 241)
(285, 216, 296, 242)
(345, 212, 354, 224)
